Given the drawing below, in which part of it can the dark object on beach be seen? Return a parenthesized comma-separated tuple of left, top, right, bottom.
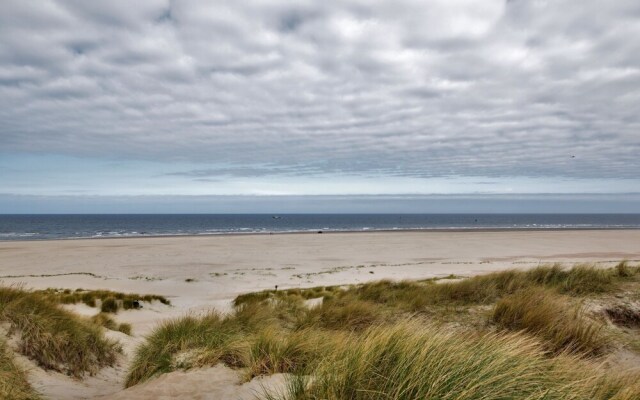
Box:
(318, 230, 323, 234)
(275, 285, 278, 292)
(605, 305, 640, 328)
(132, 300, 142, 309)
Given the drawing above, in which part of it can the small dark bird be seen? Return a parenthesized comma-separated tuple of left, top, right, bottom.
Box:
(571, 155, 575, 158)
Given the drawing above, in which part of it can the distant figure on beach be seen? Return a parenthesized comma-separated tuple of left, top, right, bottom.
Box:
(275, 285, 278, 292)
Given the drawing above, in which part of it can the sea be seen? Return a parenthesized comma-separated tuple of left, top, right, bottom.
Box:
(0, 214, 639, 241)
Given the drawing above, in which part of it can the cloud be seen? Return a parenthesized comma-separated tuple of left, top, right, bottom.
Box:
(1, 0, 639, 182)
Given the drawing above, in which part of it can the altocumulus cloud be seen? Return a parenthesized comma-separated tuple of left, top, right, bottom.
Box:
(1, 0, 640, 185)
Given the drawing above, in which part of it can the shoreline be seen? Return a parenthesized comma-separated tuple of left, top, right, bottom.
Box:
(2, 226, 639, 243)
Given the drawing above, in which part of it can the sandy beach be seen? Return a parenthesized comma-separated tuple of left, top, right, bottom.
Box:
(1, 229, 640, 399)
(2, 229, 640, 314)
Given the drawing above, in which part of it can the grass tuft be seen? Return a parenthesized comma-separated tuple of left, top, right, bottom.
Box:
(34, 288, 170, 312)
(492, 288, 610, 356)
(125, 313, 242, 387)
(0, 340, 40, 400)
(0, 287, 120, 377)
(274, 321, 638, 400)
(100, 298, 118, 313)
(127, 262, 640, 397)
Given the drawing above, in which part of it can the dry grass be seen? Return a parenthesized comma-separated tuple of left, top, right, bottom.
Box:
(125, 313, 243, 387)
(270, 321, 640, 400)
(90, 313, 133, 335)
(299, 297, 384, 331)
(492, 287, 610, 356)
(0, 340, 40, 400)
(245, 328, 337, 379)
(35, 288, 170, 313)
(126, 263, 640, 398)
(0, 287, 120, 377)
(236, 264, 638, 314)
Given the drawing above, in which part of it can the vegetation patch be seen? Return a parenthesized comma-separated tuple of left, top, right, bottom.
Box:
(270, 322, 639, 400)
(0, 287, 120, 377)
(34, 288, 170, 313)
(0, 340, 40, 400)
(91, 313, 133, 335)
(492, 287, 610, 356)
(126, 263, 640, 398)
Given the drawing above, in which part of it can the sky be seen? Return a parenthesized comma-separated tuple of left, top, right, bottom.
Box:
(1, 1, 639, 213)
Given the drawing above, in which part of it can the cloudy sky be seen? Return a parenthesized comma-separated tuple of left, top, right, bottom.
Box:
(1, 1, 639, 212)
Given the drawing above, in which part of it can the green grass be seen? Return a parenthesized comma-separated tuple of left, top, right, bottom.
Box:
(35, 288, 170, 312)
(125, 312, 244, 387)
(126, 263, 640, 397)
(245, 328, 336, 380)
(299, 297, 385, 331)
(0, 287, 120, 378)
(0, 340, 40, 400)
(235, 264, 637, 314)
(91, 313, 133, 335)
(492, 287, 610, 356)
(270, 321, 640, 400)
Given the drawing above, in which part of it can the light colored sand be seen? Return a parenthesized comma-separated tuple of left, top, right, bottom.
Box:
(1, 229, 639, 399)
(101, 365, 289, 400)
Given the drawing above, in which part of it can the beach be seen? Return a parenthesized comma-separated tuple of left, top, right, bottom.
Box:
(2, 230, 639, 326)
(3, 229, 640, 293)
(1, 229, 640, 399)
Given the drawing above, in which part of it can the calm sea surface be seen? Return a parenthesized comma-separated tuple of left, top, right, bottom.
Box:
(1, 214, 639, 241)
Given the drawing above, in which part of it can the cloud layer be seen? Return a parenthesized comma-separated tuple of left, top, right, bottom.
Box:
(1, 0, 639, 181)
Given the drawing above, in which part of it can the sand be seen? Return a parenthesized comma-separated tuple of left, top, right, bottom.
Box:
(1, 229, 639, 399)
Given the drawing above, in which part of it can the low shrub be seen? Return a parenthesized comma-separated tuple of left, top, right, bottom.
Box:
(100, 298, 118, 313)
(117, 323, 132, 335)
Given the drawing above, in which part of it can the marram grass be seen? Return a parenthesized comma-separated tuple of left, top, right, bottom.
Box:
(125, 263, 640, 398)
(0, 339, 40, 400)
(492, 287, 609, 356)
(0, 286, 120, 377)
(269, 321, 640, 400)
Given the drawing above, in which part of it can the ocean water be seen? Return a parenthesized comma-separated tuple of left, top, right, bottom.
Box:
(0, 214, 639, 241)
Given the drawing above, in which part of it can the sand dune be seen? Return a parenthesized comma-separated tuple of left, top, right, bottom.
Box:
(1, 230, 639, 399)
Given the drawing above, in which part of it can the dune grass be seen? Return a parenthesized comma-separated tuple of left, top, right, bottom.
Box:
(35, 288, 170, 313)
(90, 313, 133, 335)
(492, 287, 609, 356)
(245, 327, 338, 380)
(0, 340, 39, 400)
(126, 263, 640, 397)
(125, 313, 243, 387)
(270, 322, 640, 400)
(235, 263, 638, 314)
(0, 287, 120, 377)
